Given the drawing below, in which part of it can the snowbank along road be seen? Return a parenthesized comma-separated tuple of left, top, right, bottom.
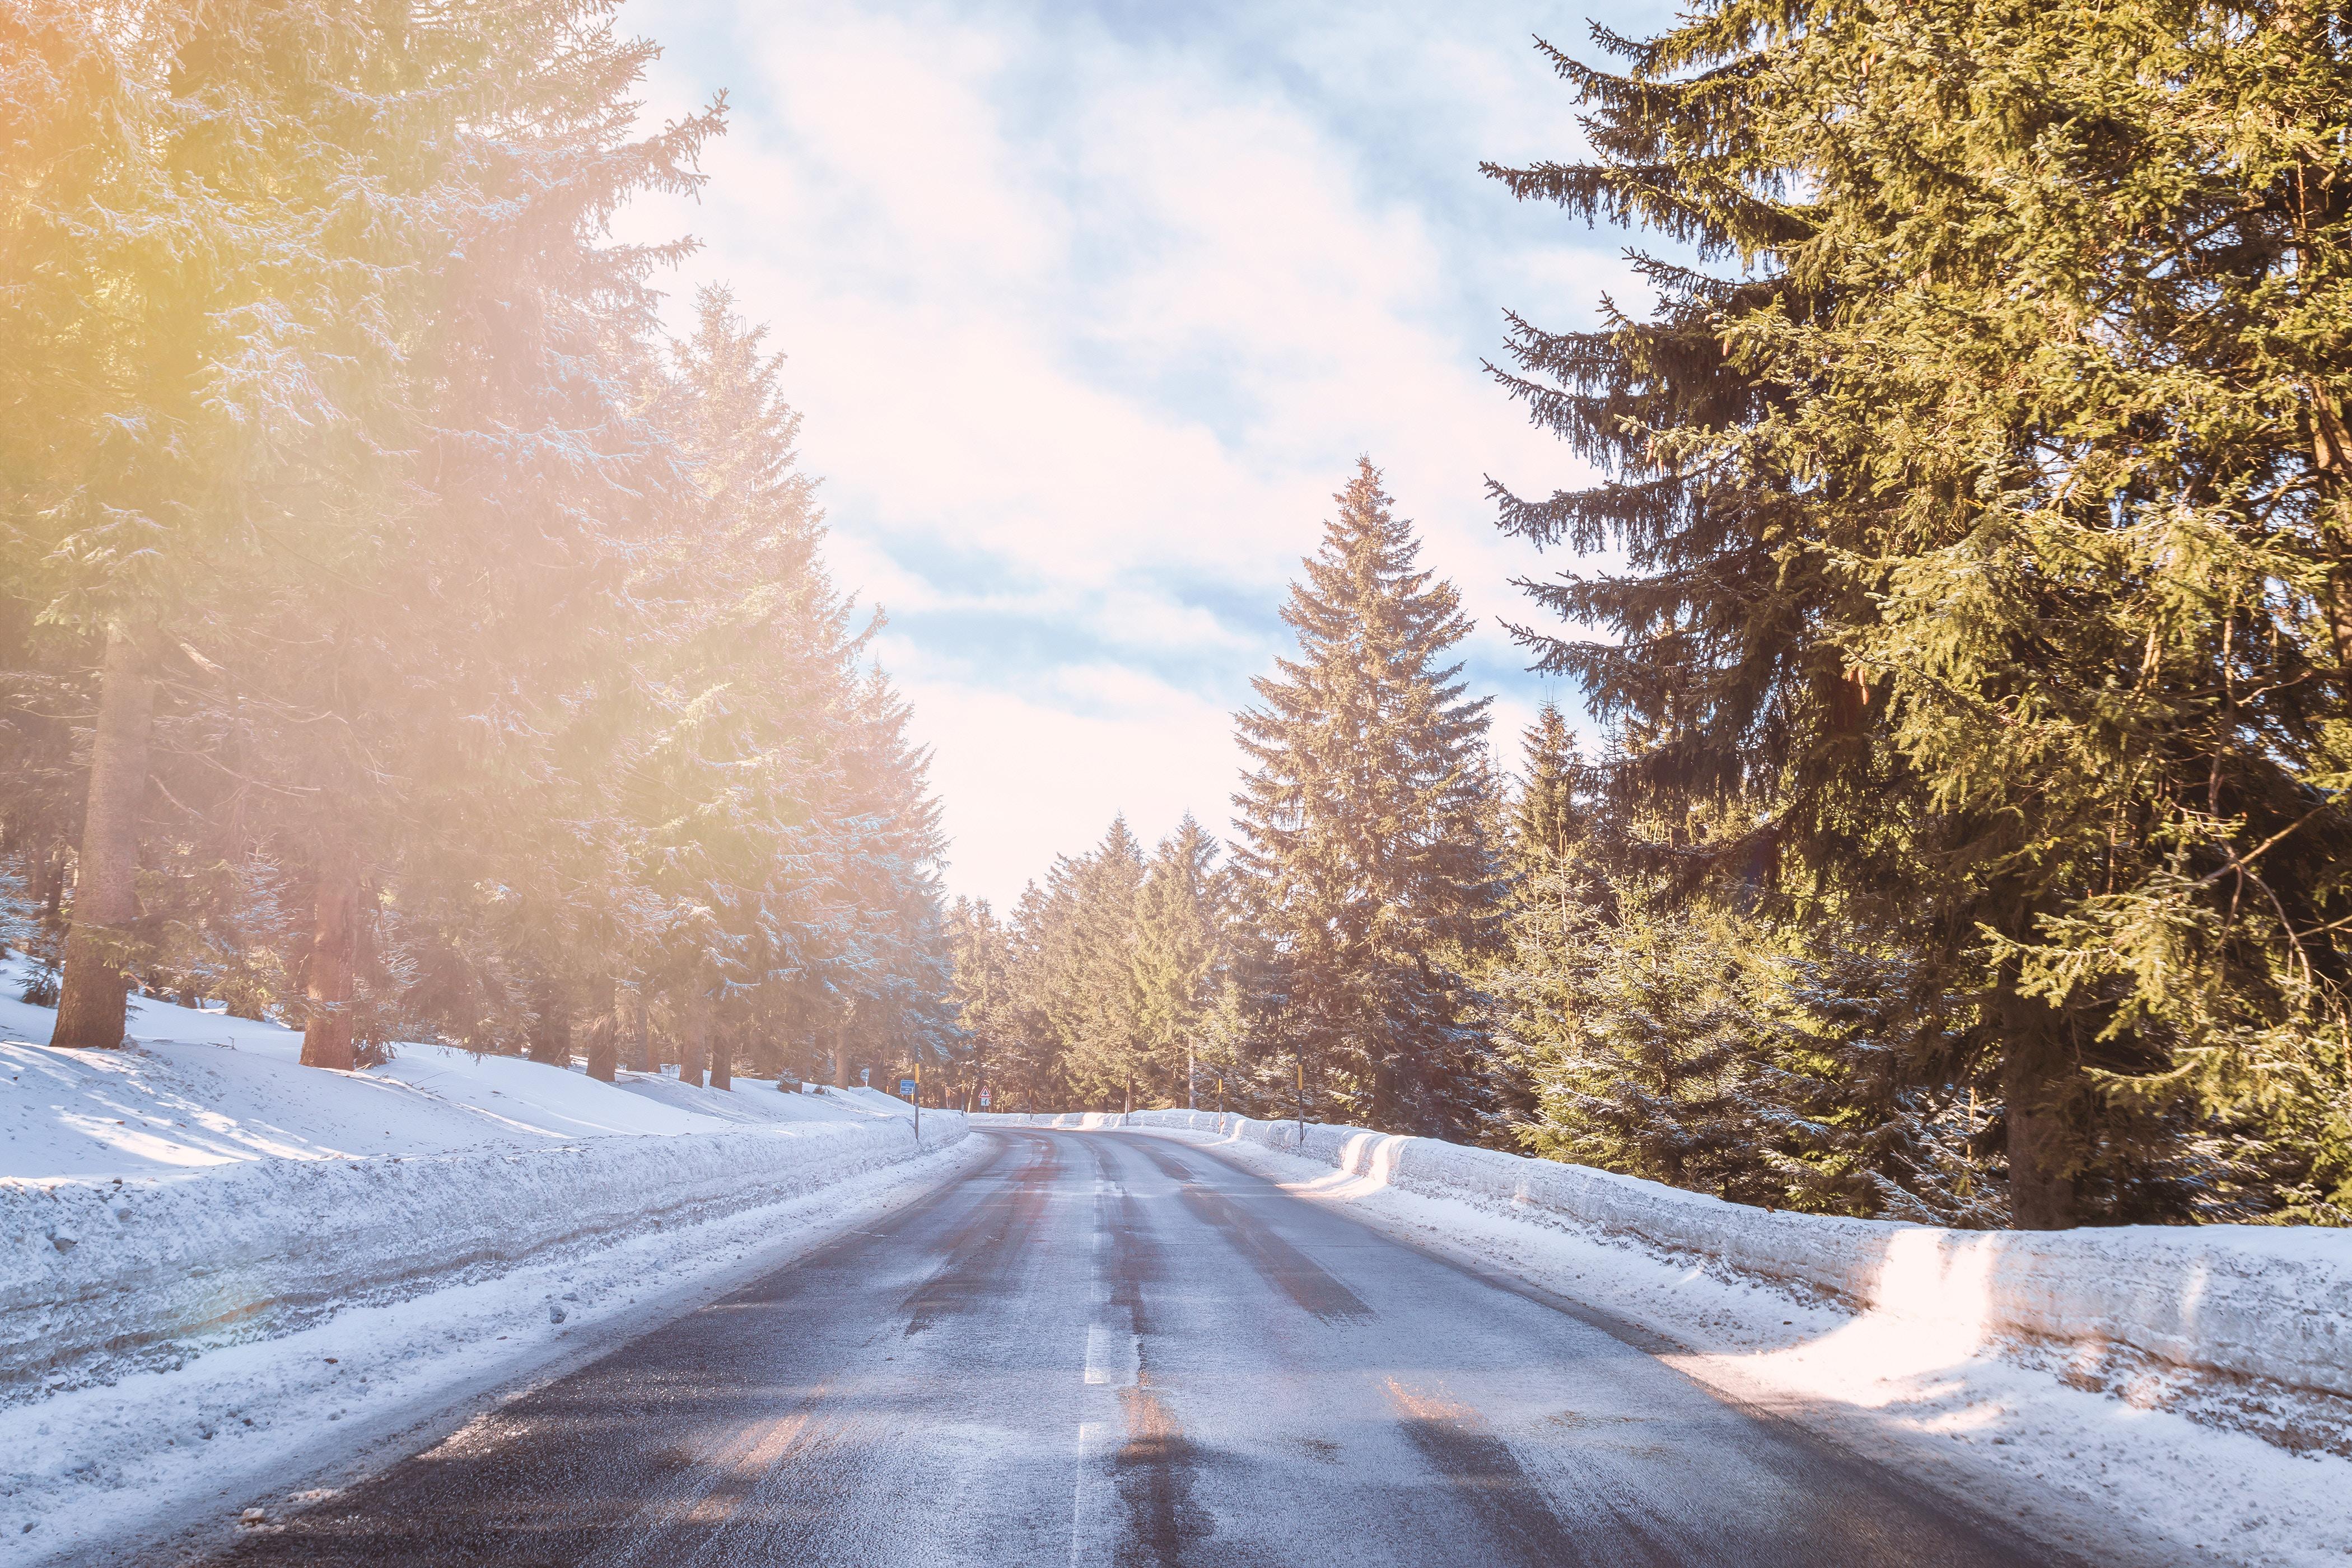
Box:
(201, 1127, 2078, 1567)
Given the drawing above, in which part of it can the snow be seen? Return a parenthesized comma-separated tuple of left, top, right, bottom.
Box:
(0, 1136, 990, 1565)
(0, 954, 922, 1180)
(993, 1109, 2352, 1404)
(1091, 1111, 2352, 1568)
(0, 959, 976, 1565)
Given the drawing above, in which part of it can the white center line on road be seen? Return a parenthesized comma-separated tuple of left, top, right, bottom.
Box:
(1067, 1418, 1109, 1568)
(1084, 1322, 1114, 1385)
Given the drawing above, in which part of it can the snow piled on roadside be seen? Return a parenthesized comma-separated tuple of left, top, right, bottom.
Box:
(1143, 1123, 2352, 1568)
(0, 1135, 990, 1566)
(0, 962, 975, 1564)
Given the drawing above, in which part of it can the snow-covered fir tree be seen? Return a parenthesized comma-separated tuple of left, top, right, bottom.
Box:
(1231, 459, 1503, 1140)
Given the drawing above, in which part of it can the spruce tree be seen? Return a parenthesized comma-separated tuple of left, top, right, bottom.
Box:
(1052, 818, 1148, 1110)
(1505, 884, 1768, 1197)
(1509, 703, 1586, 878)
(7, 0, 426, 1052)
(946, 897, 1015, 1105)
(1486, 0, 2352, 1225)
(1132, 816, 1228, 1107)
(1232, 459, 1502, 1138)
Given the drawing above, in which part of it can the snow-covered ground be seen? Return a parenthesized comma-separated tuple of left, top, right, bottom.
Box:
(0, 958, 975, 1566)
(1138, 1121, 2352, 1568)
(0, 955, 918, 1182)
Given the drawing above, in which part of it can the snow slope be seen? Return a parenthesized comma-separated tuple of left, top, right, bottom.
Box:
(0, 959, 974, 1561)
(0, 955, 918, 1180)
(2, 1135, 988, 1566)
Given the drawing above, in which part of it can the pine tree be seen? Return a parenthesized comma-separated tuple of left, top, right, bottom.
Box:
(1231, 459, 1502, 1138)
(1508, 703, 1585, 879)
(1485, 0, 2352, 1225)
(946, 897, 1015, 1106)
(7, 0, 427, 1052)
(0, 2, 956, 1095)
(1505, 881, 1769, 1197)
(1053, 818, 1147, 1110)
(1131, 815, 1228, 1107)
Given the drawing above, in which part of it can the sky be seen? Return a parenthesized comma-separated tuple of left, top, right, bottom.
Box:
(614, 0, 1662, 908)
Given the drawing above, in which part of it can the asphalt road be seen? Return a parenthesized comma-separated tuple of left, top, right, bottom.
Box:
(206, 1129, 2064, 1567)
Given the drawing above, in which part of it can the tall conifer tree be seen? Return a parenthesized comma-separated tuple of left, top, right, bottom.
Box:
(1233, 459, 1501, 1138)
(1509, 703, 1585, 879)
(1132, 815, 1228, 1107)
(1487, 0, 2352, 1225)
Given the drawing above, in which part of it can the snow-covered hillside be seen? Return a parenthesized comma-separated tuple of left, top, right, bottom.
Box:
(0, 959, 973, 1563)
(0, 955, 913, 1181)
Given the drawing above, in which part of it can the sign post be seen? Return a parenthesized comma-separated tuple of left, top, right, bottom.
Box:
(1296, 1056, 1305, 1148)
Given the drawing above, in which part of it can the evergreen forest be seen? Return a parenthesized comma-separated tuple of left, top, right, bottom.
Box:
(6, 0, 2350, 1232)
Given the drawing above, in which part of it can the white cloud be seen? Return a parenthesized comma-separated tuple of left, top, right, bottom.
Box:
(618, 0, 1628, 903)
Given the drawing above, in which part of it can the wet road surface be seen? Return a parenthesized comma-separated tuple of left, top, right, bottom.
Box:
(205, 1130, 2065, 1566)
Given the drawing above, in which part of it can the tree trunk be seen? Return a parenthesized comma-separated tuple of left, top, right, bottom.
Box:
(299, 839, 362, 1070)
(51, 631, 158, 1049)
(527, 970, 571, 1065)
(676, 990, 707, 1088)
(708, 1022, 731, 1091)
(631, 984, 651, 1072)
(832, 1026, 850, 1088)
(2328, 562, 2352, 675)
(585, 973, 619, 1082)
(2003, 1005, 2078, 1230)
(38, 839, 66, 925)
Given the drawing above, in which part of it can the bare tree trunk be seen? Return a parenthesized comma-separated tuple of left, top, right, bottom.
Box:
(2004, 1005, 2078, 1230)
(677, 988, 707, 1088)
(708, 1021, 731, 1091)
(585, 972, 619, 1082)
(299, 839, 361, 1070)
(52, 631, 157, 1049)
(832, 1026, 850, 1088)
(526, 969, 571, 1066)
(631, 984, 651, 1072)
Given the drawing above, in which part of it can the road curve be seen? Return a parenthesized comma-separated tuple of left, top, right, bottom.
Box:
(204, 1129, 2068, 1567)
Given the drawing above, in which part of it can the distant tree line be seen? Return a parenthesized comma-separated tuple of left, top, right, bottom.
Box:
(1, 0, 948, 1088)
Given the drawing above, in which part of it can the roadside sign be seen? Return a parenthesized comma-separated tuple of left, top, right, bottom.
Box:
(979, 1087, 991, 1108)
(899, 1077, 916, 1096)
